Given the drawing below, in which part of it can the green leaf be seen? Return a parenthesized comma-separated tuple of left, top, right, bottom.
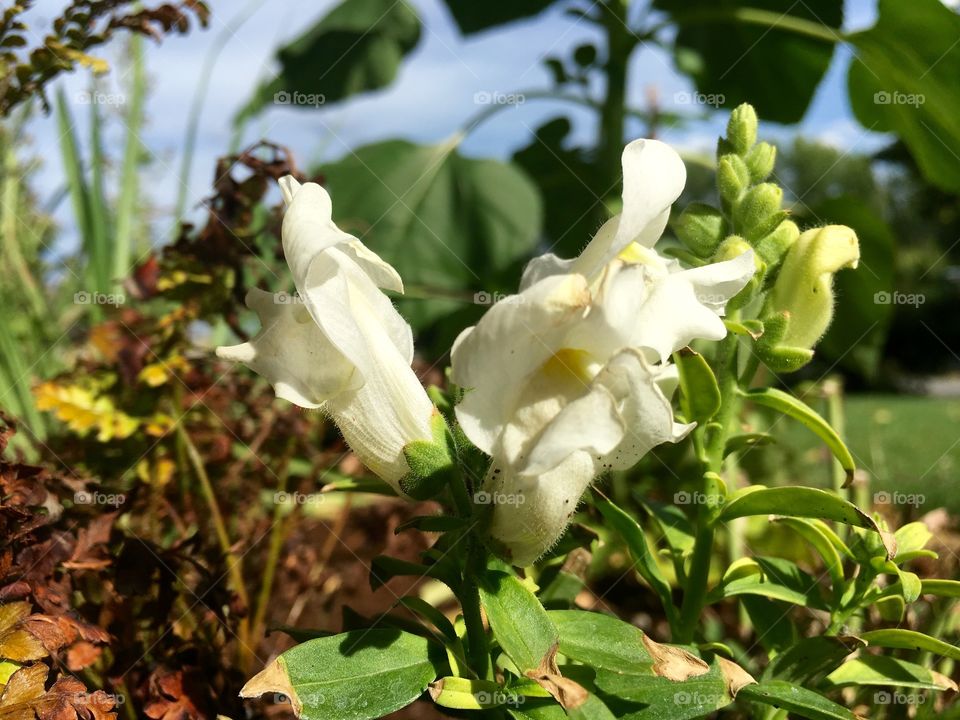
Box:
(920, 579, 960, 598)
(594, 493, 678, 629)
(565, 694, 617, 720)
(323, 139, 543, 329)
(429, 676, 523, 709)
(847, 0, 960, 192)
(654, 0, 842, 123)
(642, 500, 695, 558)
(479, 571, 558, 673)
(237, 0, 421, 121)
(440, 0, 556, 34)
(825, 654, 958, 691)
(720, 487, 876, 531)
(400, 412, 455, 500)
(709, 556, 828, 609)
(675, 348, 721, 423)
(859, 629, 960, 662)
(547, 610, 654, 677)
(739, 680, 858, 720)
(603, 651, 754, 719)
(723, 432, 775, 457)
(764, 636, 863, 685)
(773, 518, 845, 600)
(738, 388, 856, 485)
(239, 629, 439, 719)
(741, 596, 797, 654)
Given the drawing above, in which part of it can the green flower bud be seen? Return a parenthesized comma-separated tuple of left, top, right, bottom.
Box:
(768, 225, 860, 350)
(713, 235, 765, 310)
(674, 202, 727, 258)
(727, 104, 758, 155)
(754, 219, 800, 269)
(755, 311, 814, 373)
(717, 154, 751, 206)
(745, 141, 776, 182)
(732, 183, 784, 241)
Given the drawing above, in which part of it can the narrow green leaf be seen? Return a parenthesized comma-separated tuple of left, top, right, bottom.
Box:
(547, 610, 654, 676)
(825, 654, 958, 691)
(860, 629, 960, 662)
(764, 636, 863, 685)
(720, 486, 878, 533)
(723, 432, 775, 457)
(920, 579, 960, 598)
(113, 33, 145, 290)
(739, 680, 858, 720)
(774, 517, 845, 597)
(739, 387, 855, 484)
(594, 493, 678, 630)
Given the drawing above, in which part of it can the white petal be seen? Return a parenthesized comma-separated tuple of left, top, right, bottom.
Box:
(570, 140, 686, 279)
(519, 252, 576, 291)
(521, 385, 624, 476)
(451, 274, 590, 455)
(484, 452, 596, 567)
(594, 349, 694, 470)
(279, 175, 302, 205)
(215, 288, 357, 408)
(672, 249, 756, 314)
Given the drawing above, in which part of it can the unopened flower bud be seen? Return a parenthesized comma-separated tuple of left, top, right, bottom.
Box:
(754, 219, 800, 269)
(717, 154, 751, 206)
(674, 203, 726, 258)
(769, 225, 860, 349)
(733, 183, 784, 241)
(727, 104, 758, 155)
(746, 141, 776, 182)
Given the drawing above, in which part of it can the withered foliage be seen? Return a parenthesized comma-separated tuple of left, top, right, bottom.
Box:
(0, 1, 210, 116)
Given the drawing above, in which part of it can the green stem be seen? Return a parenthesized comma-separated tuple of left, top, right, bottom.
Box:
(598, 0, 634, 197)
(114, 34, 145, 288)
(677, 329, 741, 643)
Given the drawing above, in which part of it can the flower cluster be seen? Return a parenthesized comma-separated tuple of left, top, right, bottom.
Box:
(216, 119, 855, 566)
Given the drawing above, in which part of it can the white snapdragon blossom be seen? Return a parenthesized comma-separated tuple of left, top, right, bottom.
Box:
(216, 177, 434, 492)
(451, 139, 755, 566)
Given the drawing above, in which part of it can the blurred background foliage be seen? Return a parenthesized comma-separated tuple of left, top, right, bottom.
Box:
(1, 0, 960, 718)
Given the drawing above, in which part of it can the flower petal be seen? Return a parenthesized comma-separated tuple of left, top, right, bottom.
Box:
(451, 273, 590, 455)
(215, 288, 357, 408)
(671, 249, 756, 314)
(484, 452, 596, 567)
(594, 349, 694, 470)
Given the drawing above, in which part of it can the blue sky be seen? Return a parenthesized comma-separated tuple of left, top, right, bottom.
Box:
(24, 0, 887, 252)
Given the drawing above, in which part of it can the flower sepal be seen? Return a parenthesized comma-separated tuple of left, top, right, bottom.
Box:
(400, 410, 458, 501)
(754, 311, 815, 373)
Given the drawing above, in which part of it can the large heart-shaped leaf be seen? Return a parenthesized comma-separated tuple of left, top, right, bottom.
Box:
(654, 0, 842, 123)
(847, 0, 960, 192)
(440, 0, 557, 35)
(237, 0, 421, 121)
(322, 139, 543, 329)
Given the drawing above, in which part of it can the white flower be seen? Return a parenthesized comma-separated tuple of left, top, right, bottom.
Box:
(451, 139, 755, 565)
(216, 177, 434, 492)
